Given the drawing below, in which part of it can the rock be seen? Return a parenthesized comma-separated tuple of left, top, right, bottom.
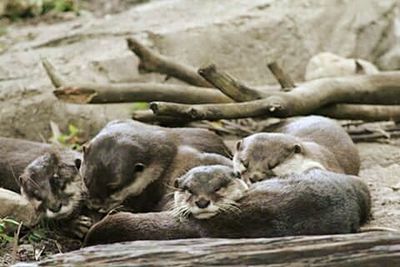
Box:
(304, 52, 379, 81)
(0, 0, 398, 140)
(0, 188, 39, 226)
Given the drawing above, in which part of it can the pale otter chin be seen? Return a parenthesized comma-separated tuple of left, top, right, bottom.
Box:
(173, 165, 248, 219)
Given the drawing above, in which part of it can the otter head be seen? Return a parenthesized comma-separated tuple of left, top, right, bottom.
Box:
(233, 133, 308, 185)
(80, 132, 170, 213)
(173, 165, 248, 220)
(18, 152, 82, 219)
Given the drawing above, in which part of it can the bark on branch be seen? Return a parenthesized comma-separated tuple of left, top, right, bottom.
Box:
(198, 64, 269, 101)
(126, 37, 212, 87)
(151, 72, 400, 120)
(53, 83, 232, 104)
(267, 62, 296, 91)
(40, 232, 400, 266)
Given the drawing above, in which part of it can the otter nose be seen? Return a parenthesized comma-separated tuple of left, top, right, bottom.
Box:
(195, 199, 210, 209)
(48, 203, 62, 213)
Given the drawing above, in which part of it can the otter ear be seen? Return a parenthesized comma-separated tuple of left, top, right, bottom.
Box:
(47, 152, 59, 165)
(174, 179, 180, 188)
(236, 140, 242, 151)
(294, 144, 302, 153)
(74, 158, 82, 170)
(355, 60, 365, 74)
(134, 163, 145, 173)
(16, 175, 24, 186)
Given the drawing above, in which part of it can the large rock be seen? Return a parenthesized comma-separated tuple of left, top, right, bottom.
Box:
(0, 0, 398, 140)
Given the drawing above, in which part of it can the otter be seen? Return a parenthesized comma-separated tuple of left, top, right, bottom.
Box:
(84, 166, 371, 246)
(233, 116, 360, 184)
(0, 137, 84, 220)
(80, 119, 232, 213)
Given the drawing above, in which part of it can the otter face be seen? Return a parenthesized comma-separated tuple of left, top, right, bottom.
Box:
(80, 134, 162, 213)
(233, 133, 306, 185)
(173, 165, 248, 220)
(19, 153, 82, 219)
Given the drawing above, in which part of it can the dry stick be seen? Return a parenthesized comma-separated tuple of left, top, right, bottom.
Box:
(150, 72, 400, 120)
(42, 58, 232, 104)
(317, 104, 400, 122)
(42, 59, 67, 87)
(198, 64, 269, 102)
(132, 109, 189, 124)
(267, 62, 296, 91)
(53, 83, 233, 104)
(126, 38, 212, 88)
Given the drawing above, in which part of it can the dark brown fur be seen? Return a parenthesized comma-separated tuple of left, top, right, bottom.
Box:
(81, 119, 232, 213)
(84, 168, 371, 246)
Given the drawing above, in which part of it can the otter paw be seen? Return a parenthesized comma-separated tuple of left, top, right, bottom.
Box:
(70, 216, 93, 239)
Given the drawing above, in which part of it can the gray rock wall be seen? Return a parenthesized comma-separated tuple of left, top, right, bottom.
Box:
(0, 0, 398, 140)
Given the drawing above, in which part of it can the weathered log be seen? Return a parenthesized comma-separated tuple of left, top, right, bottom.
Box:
(151, 72, 400, 120)
(132, 110, 189, 125)
(39, 232, 400, 266)
(267, 62, 296, 91)
(53, 83, 233, 104)
(317, 104, 400, 122)
(198, 64, 268, 101)
(126, 37, 212, 88)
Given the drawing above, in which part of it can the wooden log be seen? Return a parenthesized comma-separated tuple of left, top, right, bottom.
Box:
(151, 72, 400, 120)
(39, 232, 400, 266)
(53, 83, 233, 104)
(267, 62, 296, 91)
(126, 38, 212, 88)
(198, 64, 268, 101)
(317, 104, 400, 122)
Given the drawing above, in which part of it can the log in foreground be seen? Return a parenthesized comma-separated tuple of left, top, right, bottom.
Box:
(39, 232, 400, 266)
(151, 72, 400, 120)
(53, 83, 232, 104)
(126, 37, 212, 88)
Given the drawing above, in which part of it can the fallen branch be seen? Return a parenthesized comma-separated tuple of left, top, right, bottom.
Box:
(132, 110, 188, 125)
(40, 232, 400, 266)
(151, 72, 400, 120)
(53, 83, 232, 104)
(126, 38, 212, 87)
(267, 62, 296, 91)
(198, 64, 268, 101)
(42, 59, 67, 87)
(317, 104, 400, 122)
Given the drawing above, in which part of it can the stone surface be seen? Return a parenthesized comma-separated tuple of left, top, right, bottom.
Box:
(0, 0, 399, 140)
(0, 188, 39, 226)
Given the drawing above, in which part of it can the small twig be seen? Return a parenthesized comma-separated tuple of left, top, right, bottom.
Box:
(42, 59, 67, 88)
(267, 62, 296, 91)
(12, 222, 23, 263)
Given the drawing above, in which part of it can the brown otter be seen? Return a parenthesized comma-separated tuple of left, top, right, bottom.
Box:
(80, 119, 232, 213)
(84, 166, 371, 246)
(233, 116, 360, 184)
(0, 137, 83, 220)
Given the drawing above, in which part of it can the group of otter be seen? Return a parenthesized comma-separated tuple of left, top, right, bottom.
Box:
(0, 116, 371, 246)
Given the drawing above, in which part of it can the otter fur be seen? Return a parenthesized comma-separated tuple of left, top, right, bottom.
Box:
(80, 119, 232, 213)
(233, 116, 360, 184)
(84, 166, 371, 246)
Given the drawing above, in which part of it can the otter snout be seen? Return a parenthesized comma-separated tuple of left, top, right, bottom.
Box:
(195, 198, 210, 209)
(48, 202, 62, 213)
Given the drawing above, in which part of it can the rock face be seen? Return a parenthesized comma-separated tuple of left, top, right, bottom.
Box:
(0, 188, 39, 226)
(0, 0, 399, 140)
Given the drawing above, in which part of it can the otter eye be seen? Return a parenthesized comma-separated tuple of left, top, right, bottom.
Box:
(214, 186, 223, 193)
(294, 144, 302, 153)
(134, 163, 145, 173)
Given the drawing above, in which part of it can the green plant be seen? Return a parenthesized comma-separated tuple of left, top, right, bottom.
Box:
(0, 218, 20, 244)
(131, 102, 150, 111)
(56, 124, 83, 150)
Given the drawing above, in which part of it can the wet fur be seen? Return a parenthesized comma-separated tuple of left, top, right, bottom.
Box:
(84, 168, 371, 246)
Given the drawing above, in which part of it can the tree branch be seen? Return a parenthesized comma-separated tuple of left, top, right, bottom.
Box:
(198, 64, 268, 101)
(53, 83, 232, 104)
(267, 62, 296, 91)
(126, 37, 212, 87)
